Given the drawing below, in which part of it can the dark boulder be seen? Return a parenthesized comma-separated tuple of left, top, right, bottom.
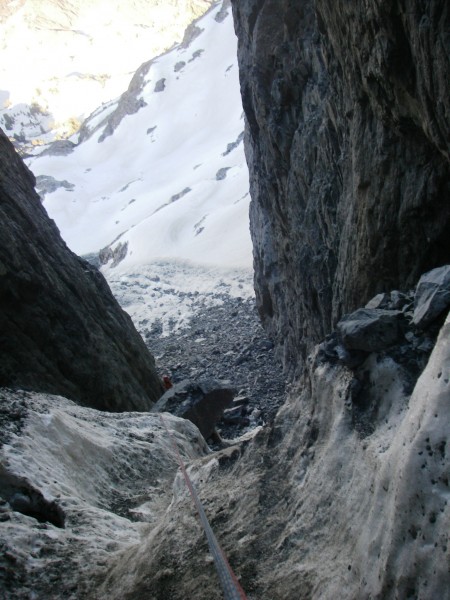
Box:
(151, 379, 235, 439)
(413, 265, 450, 328)
(337, 308, 403, 352)
(0, 129, 164, 411)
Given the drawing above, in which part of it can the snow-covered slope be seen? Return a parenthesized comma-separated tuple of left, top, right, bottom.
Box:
(0, 0, 214, 150)
(27, 2, 252, 271)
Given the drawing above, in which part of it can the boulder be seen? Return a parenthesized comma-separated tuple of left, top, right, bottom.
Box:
(337, 308, 403, 352)
(413, 265, 450, 329)
(365, 291, 411, 312)
(151, 379, 235, 440)
(365, 293, 390, 310)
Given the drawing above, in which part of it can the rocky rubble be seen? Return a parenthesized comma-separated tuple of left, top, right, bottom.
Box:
(143, 295, 287, 437)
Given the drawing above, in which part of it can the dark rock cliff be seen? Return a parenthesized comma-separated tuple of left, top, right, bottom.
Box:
(231, 0, 450, 370)
(0, 129, 164, 411)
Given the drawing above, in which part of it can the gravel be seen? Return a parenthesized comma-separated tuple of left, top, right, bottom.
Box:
(143, 296, 287, 439)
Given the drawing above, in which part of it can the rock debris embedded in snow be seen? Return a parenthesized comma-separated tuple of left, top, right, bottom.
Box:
(106, 261, 286, 438)
(146, 296, 286, 436)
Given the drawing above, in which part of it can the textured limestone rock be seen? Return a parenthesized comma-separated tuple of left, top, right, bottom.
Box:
(35, 174, 75, 198)
(337, 308, 403, 352)
(0, 129, 163, 411)
(231, 0, 450, 370)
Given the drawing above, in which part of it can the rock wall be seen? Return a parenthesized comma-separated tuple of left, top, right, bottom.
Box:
(0, 129, 163, 410)
(231, 0, 450, 370)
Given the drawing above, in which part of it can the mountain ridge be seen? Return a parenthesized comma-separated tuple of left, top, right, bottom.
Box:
(26, 0, 252, 272)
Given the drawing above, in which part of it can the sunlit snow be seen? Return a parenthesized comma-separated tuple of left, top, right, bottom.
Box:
(0, 0, 214, 130)
(27, 4, 253, 273)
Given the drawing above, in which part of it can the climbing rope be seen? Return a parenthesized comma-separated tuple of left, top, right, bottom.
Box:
(160, 414, 248, 600)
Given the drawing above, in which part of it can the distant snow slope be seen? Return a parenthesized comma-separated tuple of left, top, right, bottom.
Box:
(27, 1, 252, 271)
(0, 0, 214, 149)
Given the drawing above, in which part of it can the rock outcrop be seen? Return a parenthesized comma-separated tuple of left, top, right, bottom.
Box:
(231, 0, 450, 370)
(0, 129, 163, 411)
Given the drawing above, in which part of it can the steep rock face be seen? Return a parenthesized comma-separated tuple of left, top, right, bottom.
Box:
(231, 0, 450, 369)
(0, 130, 163, 410)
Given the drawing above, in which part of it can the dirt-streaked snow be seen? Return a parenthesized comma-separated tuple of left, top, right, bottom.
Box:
(0, 390, 209, 598)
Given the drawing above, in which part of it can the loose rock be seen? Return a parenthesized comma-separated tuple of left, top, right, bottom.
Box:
(413, 265, 450, 328)
(337, 308, 403, 352)
(151, 379, 234, 440)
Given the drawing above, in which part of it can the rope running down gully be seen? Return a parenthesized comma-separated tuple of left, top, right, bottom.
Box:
(160, 414, 248, 600)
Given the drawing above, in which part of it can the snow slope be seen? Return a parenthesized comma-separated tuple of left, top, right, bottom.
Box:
(0, 0, 214, 148)
(27, 2, 253, 272)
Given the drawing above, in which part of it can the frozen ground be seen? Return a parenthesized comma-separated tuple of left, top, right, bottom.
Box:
(0, 390, 210, 599)
(104, 260, 255, 336)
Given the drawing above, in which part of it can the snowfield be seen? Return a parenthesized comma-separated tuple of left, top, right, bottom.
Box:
(0, 0, 215, 144)
(27, 2, 253, 275)
(105, 259, 255, 337)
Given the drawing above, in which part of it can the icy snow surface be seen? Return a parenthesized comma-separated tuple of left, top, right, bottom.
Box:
(27, 3, 253, 283)
(106, 259, 254, 336)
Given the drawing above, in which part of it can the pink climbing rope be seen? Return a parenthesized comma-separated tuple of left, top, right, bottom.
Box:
(160, 414, 248, 600)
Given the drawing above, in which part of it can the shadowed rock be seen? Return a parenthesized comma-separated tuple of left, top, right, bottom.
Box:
(337, 308, 403, 352)
(231, 0, 450, 372)
(151, 379, 235, 439)
(0, 129, 164, 411)
(413, 265, 450, 328)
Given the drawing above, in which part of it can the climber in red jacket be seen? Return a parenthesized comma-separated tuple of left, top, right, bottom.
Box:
(162, 375, 173, 390)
